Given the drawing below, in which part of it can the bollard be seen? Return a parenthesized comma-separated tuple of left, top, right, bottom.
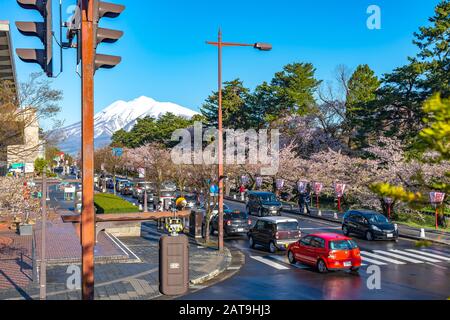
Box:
(420, 228, 426, 239)
(318, 210, 322, 217)
(139, 204, 143, 211)
(333, 212, 338, 220)
(233, 195, 237, 200)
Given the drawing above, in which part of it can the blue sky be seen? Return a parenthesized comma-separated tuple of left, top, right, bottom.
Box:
(1, 0, 441, 129)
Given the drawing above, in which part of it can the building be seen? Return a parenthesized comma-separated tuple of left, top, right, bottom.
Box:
(0, 21, 43, 175)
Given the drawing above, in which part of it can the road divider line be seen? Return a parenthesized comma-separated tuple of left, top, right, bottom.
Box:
(389, 250, 441, 263)
(250, 256, 289, 270)
(361, 251, 405, 264)
(372, 250, 424, 264)
(405, 249, 450, 261)
(267, 255, 308, 269)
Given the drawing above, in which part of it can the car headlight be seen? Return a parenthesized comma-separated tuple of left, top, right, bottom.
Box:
(394, 224, 398, 231)
(371, 225, 381, 232)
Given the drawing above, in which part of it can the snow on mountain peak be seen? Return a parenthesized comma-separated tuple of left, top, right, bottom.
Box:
(55, 96, 199, 154)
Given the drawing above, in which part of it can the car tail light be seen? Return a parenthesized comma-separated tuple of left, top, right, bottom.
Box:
(226, 220, 231, 226)
(354, 249, 361, 257)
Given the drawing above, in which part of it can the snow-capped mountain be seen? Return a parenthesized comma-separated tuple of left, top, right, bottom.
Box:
(54, 96, 199, 154)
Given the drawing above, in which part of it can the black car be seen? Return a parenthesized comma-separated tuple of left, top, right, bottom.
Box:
(209, 211, 251, 237)
(342, 210, 399, 241)
(120, 182, 134, 196)
(246, 191, 282, 217)
(248, 217, 301, 253)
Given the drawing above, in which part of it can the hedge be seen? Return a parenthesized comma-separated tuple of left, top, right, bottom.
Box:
(94, 193, 139, 214)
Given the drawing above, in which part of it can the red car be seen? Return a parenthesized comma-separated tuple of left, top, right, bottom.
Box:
(287, 233, 362, 273)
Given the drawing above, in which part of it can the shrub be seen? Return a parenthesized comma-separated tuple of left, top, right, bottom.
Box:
(94, 193, 139, 214)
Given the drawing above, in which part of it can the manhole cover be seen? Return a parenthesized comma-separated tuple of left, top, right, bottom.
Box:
(0, 237, 13, 247)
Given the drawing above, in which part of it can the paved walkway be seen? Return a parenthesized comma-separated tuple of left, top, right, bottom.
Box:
(0, 222, 231, 300)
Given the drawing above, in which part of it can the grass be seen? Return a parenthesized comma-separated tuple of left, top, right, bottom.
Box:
(94, 193, 140, 214)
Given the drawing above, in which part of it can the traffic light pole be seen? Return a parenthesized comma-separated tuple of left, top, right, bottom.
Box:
(81, 0, 96, 301)
(40, 170, 47, 300)
(217, 29, 224, 253)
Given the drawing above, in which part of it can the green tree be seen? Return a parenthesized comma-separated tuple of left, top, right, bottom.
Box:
(34, 158, 49, 175)
(200, 79, 252, 129)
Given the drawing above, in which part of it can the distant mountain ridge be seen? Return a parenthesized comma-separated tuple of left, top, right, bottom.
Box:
(53, 96, 199, 154)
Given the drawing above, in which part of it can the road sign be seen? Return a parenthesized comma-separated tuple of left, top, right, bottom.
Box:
(25, 163, 35, 174)
(255, 177, 263, 188)
(112, 148, 123, 157)
(297, 181, 308, 193)
(314, 182, 323, 194)
(276, 179, 285, 190)
(335, 183, 346, 197)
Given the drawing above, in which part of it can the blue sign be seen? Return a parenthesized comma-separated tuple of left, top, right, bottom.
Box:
(112, 148, 123, 157)
(210, 185, 219, 196)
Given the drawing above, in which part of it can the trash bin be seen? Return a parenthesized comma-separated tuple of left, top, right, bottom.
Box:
(159, 235, 189, 296)
(189, 211, 203, 239)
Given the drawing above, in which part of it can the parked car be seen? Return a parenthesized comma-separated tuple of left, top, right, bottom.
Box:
(132, 182, 154, 198)
(248, 217, 301, 253)
(162, 181, 177, 192)
(106, 178, 114, 189)
(115, 179, 130, 193)
(120, 182, 134, 196)
(208, 211, 252, 237)
(137, 190, 155, 206)
(287, 233, 362, 273)
(246, 191, 282, 217)
(342, 210, 399, 241)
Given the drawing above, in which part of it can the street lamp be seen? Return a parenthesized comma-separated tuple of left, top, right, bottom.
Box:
(206, 29, 272, 252)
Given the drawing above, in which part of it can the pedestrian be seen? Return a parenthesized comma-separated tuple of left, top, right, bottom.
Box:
(298, 183, 312, 215)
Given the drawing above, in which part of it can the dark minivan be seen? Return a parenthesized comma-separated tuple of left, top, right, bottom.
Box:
(209, 211, 252, 237)
(342, 210, 399, 241)
(248, 217, 301, 253)
(246, 191, 282, 217)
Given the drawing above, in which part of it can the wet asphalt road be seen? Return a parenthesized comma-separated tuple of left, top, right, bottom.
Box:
(96, 187, 450, 300)
(182, 200, 450, 300)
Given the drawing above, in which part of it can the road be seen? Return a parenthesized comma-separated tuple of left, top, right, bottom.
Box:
(182, 200, 450, 300)
(85, 183, 450, 300)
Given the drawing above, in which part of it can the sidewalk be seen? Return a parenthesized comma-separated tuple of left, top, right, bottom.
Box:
(225, 195, 450, 246)
(0, 222, 231, 300)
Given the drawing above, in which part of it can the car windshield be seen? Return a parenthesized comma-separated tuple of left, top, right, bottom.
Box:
(367, 214, 389, 224)
(225, 212, 247, 219)
(276, 222, 298, 231)
(329, 240, 358, 250)
(259, 194, 278, 202)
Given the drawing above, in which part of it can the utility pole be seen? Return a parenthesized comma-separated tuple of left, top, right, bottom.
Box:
(80, 0, 96, 301)
(40, 169, 47, 300)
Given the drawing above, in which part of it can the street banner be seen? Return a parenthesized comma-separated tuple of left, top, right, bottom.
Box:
(297, 181, 308, 193)
(313, 182, 323, 194)
(334, 183, 346, 197)
(255, 177, 263, 188)
(138, 168, 145, 179)
(276, 179, 285, 190)
(429, 192, 446, 230)
(24, 163, 35, 174)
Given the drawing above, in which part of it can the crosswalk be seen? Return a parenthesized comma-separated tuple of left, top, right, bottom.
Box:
(250, 248, 450, 271)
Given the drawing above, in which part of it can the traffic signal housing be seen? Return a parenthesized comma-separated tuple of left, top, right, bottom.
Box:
(15, 0, 53, 77)
(93, 0, 124, 71)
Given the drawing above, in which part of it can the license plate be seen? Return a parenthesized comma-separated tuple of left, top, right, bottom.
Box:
(272, 211, 278, 214)
(237, 228, 244, 232)
(387, 234, 393, 238)
(344, 261, 352, 267)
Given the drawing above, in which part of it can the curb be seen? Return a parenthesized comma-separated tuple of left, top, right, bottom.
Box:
(189, 246, 232, 285)
(225, 197, 450, 247)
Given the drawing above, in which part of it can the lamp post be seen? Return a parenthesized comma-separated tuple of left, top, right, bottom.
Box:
(206, 30, 271, 252)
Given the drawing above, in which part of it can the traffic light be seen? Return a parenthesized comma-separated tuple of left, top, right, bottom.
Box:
(15, 0, 53, 77)
(93, 0, 124, 71)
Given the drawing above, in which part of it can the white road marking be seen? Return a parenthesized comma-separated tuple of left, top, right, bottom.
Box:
(359, 256, 387, 266)
(268, 255, 309, 269)
(405, 249, 450, 261)
(106, 232, 142, 262)
(250, 256, 289, 270)
(389, 250, 441, 263)
(361, 251, 406, 265)
(372, 250, 424, 264)
(299, 227, 341, 231)
(426, 263, 448, 270)
(423, 248, 450, 256)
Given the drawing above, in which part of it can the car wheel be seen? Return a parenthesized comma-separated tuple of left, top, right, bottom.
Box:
(342, 225, 349, 236)
(365, 231, 374, 241)
(288, 251, 296, 264)
(317, 259, 328, 273)
(249, 236, 255, 249)
(269, 241, 277, 254)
